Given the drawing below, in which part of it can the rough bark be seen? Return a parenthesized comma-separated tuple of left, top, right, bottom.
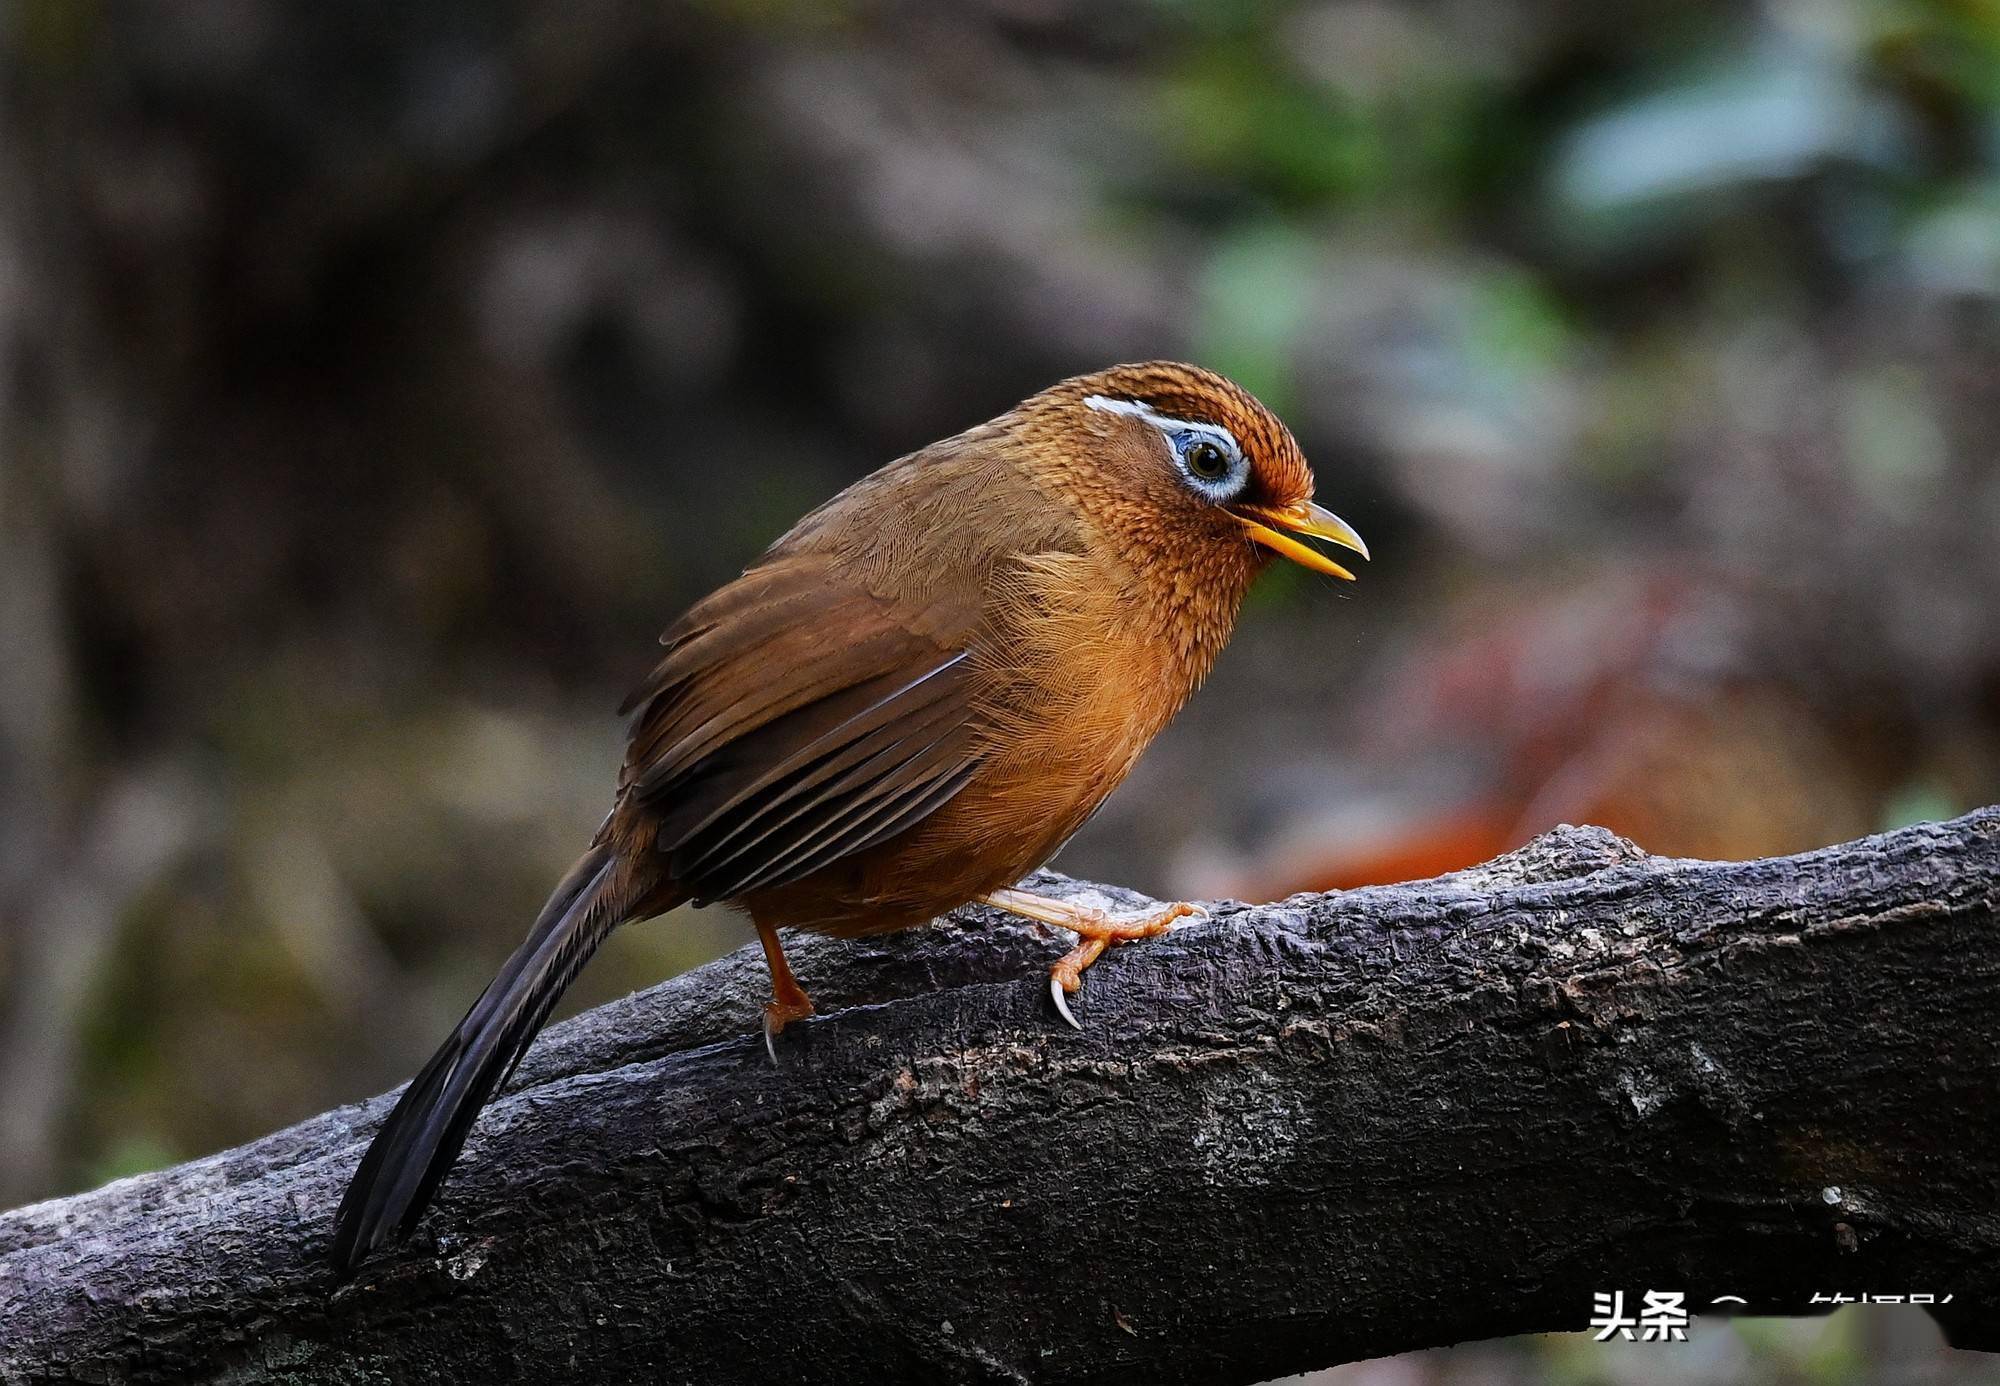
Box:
(2, 810, 1997, 1384)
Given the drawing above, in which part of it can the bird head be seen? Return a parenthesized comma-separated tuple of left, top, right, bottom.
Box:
(1030, 361, 1368, 589)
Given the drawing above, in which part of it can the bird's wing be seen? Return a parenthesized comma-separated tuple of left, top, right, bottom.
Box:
(615, 554, 986, 904)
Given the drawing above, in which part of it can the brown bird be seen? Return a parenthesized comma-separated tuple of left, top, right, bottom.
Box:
(329, 361, 1366, 1272)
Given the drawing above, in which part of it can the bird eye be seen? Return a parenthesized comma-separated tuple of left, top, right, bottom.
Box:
(1152, 421, 1247, 501)
(1186, 440, 1230, 481)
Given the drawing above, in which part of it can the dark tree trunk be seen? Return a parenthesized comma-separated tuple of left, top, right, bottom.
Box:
(3, 811, 1997, 1384)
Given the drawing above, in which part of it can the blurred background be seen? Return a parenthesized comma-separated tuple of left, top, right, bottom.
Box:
(2, 0, 1997, 1379)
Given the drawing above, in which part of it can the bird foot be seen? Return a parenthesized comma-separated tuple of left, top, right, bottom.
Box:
(1043, 900, 1204, 1030)
(762, 993, 815, 1066)
(975, 888, 1205, 1029)
(755, 919, 817, 1065)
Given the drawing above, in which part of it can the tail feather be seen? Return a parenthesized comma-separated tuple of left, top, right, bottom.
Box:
(329, 845, 622, 1274)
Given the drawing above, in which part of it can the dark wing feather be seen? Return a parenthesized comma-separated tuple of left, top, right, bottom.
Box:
(618, 557, 985, 905)
(727, 748, 978, 896)
(662, 657, 971, 885)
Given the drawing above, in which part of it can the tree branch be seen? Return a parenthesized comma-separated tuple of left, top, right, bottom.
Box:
(3, 811, 1998, 1384)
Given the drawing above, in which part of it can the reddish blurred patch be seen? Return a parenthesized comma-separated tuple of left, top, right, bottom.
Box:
(1248, 569, 1882, 897)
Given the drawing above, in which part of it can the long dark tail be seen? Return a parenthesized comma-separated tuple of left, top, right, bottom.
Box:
(329, 844, 623, 1274)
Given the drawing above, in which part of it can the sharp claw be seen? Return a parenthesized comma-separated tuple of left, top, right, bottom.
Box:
(763, 1021, 780, 1067)
(1051, 974, 1080, 1030)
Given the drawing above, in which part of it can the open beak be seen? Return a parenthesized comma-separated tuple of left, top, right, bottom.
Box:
(1231, 501, 1370, 580)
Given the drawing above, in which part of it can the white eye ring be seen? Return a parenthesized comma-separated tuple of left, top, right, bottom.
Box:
(1084, 395, 1250, 503)
(1165, 424, 1249, 500)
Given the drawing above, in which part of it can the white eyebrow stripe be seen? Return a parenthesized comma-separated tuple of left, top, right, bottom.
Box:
(1083, 395, 1241, 450)
(1083, 394, 1159, 421)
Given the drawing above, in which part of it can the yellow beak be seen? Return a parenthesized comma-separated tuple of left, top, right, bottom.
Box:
(1232, 501, 1370, 580)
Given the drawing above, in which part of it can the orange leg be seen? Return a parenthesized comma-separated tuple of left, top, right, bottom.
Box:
(977, 888, 1204, 1029)
(756, 919, 816, 1064)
